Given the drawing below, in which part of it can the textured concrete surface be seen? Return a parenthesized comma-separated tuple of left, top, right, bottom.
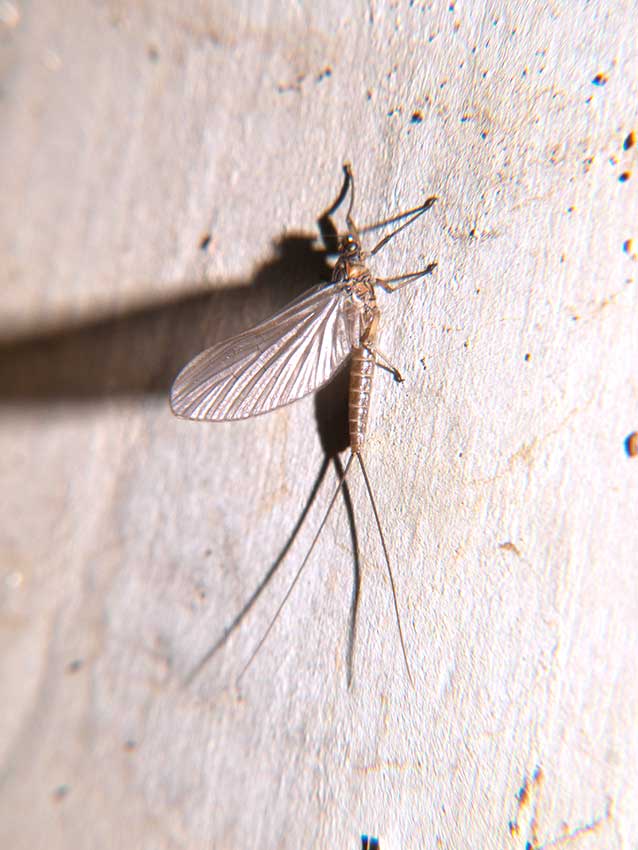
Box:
(1, 2, 636, 848)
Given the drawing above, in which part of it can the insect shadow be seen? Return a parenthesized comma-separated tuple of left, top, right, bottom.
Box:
(0, 235, 333, 405)
(186, 174, 367, 687)
(186, 366, 363, 687)
(0, 168, 368, 687)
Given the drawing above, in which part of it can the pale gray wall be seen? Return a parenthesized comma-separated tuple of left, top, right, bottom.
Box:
(1, 2, 636, 848)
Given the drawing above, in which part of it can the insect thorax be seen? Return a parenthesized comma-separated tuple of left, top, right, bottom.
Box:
(335, 269, 377, 345)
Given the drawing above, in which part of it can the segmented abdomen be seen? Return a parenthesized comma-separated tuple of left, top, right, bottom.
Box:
(349, 346, 375, 453)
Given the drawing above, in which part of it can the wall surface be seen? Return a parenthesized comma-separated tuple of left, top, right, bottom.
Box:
(1, 2, 637, 849)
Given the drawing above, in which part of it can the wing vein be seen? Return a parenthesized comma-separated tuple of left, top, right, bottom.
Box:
(170, 282, 363, 421)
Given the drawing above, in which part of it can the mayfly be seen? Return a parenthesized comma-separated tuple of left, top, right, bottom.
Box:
(170, 164, 437, 684)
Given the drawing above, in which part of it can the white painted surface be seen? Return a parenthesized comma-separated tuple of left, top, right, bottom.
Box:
(1, 2, 636, 848)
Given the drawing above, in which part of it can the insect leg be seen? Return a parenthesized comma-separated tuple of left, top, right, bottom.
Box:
(344, 163, 364, 244)
(361, 195, 436, 235)
(318, 163, 355, 254)
(320, 163, 353, 222)
(369, 197, 437, 257)
(365, 344, 404, 383)
(376, 262, 437, 292)
(236, 452, 356, 684)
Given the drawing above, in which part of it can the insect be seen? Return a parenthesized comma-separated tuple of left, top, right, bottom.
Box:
(170, 164, 437, 684)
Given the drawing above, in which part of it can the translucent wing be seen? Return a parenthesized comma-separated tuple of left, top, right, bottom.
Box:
(170, 283, 363, 421)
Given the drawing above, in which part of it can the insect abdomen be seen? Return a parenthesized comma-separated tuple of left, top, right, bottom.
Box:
(349, 346, 375, 453)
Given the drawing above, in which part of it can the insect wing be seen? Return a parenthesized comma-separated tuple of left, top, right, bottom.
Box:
(170, 283, 362, 421)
